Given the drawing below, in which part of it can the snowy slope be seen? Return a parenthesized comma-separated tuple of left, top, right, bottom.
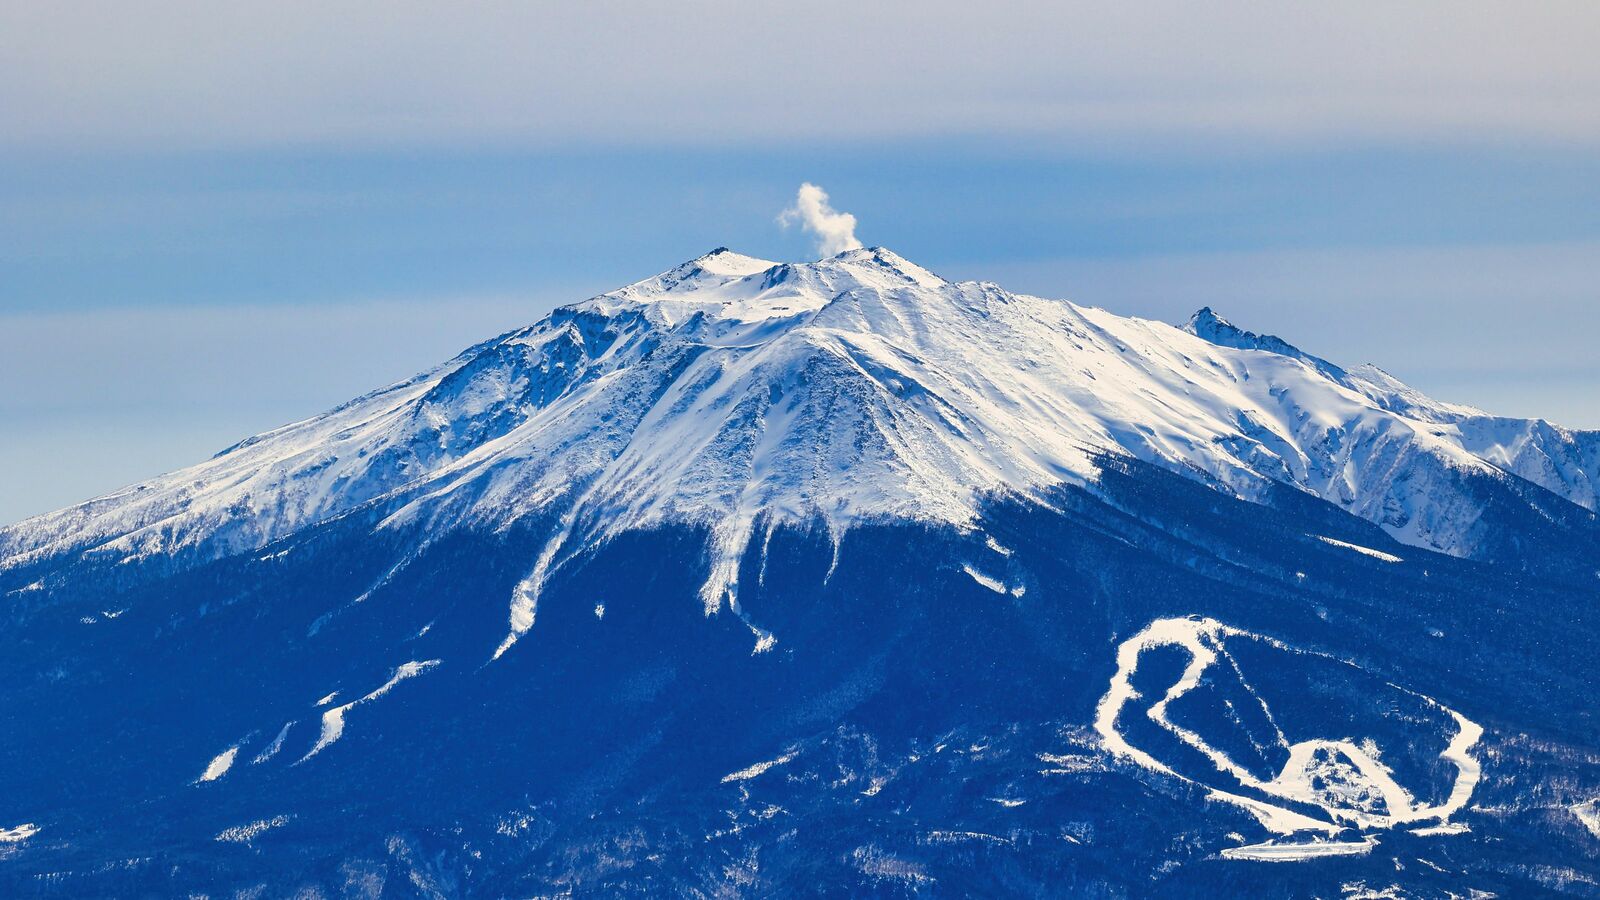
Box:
(3, 248, 1596, 646)
(1183, 307, 1600, 512)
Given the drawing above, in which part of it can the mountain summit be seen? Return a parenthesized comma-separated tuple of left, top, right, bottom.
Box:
(2, 250, 1598, 895)
(5, 248, 1595, 642)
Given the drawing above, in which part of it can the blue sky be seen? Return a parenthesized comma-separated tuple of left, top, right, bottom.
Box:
(2, 2, 1598, 524)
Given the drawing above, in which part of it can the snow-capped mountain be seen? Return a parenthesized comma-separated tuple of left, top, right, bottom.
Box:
(4, 248, 1595, 643)
(3, 249, 1598, 896)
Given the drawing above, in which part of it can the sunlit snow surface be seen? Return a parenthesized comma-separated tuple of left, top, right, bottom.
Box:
(1, 246, 1595, 661)
(1571, 799, 1600, 840)
(1096, 617, 1482, 860)
(0, 823, 39, 844)
(214, 815, 290, 844)
(300, 660, 440, 762)
(250, 721, 294, 765)
(1314, 535, 1404, 563)
(1220, 836, 1376, 862)
(721, 749, 800, 783)
(196, 746, 239, 783)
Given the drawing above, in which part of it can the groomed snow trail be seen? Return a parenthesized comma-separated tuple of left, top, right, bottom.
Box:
(1094, 616, 1483, 857)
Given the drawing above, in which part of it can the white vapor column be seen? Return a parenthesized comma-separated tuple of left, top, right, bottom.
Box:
(778, 183, 863, 257)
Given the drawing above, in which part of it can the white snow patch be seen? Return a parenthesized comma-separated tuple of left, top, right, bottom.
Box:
(1222, 836, 1376, 862)
(197, 746, 239, 783)
(1036, 751, 1101, 774)
(593, 602, 605, 620)
(492, 569, 543, 660)
(850, 845, 932, 885)
(315, 691, 339, 706)
(299, 660, 440, 762)
(722, 749, 799, 783)
(0, 823, 39, 843)
(984, 535, 1013, 557)
(252, 721, 294, 765)
(1315, 535, 1403, 563)
(215, 815, 290, 843)
(923, 830, 1012, 846)
(988, 797, 1027, 808)
(961, 565, 1008, 595)
(1340, 884, 1409, 900)
(1572, 799, 1600, 839)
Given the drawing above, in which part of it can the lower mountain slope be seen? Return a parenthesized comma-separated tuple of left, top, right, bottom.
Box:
(2, 457, 1597, 896)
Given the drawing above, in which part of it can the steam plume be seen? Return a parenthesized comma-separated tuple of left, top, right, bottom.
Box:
(778, 183, 863, 258)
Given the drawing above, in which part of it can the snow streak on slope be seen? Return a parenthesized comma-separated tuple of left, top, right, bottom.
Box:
(2, 248, 1596, 659)
(252, 722, 294, 765)
(1314, 536, 1403, 563)
(196, 746, 239, 783)
(1573, 799, 1600, 839)
(300, 660, 440, 762)
(215, 816, 290, 844)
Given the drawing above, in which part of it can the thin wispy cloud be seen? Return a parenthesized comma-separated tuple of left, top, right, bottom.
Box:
(778, 183, 863, 258)
(3, 2, 1597, 150)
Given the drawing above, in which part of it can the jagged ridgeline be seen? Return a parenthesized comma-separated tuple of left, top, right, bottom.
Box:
(2, 249, 1598, 895)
